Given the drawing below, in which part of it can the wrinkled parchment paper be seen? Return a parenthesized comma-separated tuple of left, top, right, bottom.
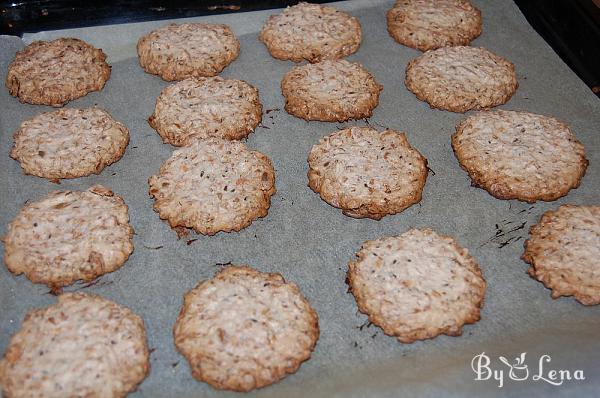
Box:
(1, 1, 599, 396)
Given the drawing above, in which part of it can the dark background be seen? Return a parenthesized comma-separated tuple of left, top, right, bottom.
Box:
(1, 0, 599, 98)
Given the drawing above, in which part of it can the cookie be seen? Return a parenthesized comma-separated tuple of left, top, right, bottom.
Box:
(6, 38, 111, 106)
(173, 265, 319, 391)
(281, 60, 383, 122)
(387, 0, 482, 51)
(3, 185, 134, 290)
(0, 292, 149, 398)
(347, 229, 486, 343)
(452, 110, 588, 203)
(148, 77, 262, 146)
(260, 2, 361, 63)
(308, 126, 427, 219)
(405, 46, 518, 112)
(10, 107, 129, 181)
(137, 23, 240, 81)
(148, 139, 275, 236)
(523, 205, 600, 305)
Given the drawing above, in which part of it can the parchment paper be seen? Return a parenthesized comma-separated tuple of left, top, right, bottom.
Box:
(1, 1, 599, 397)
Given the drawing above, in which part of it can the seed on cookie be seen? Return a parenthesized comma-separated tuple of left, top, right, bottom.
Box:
(405, 46, 518, 112)
(6, 38, 111, 106)
(387, 0, 482, 52)
(148, 138, 276, 236)
(347, 229, 486, 343)
(2, 185, 134, 290)
(10, 107, 129, 181)
(308, 126, 427, 219)
(148, 77, 262, 146)
(137, 23, 240, 81)
(260, 2, 361, 63)
(0, 292, 149, 398)
(452, 110, 588, 203)
(281, 60, 383, 122)
(523, 205, 600, 305)
(173, 265, 319, 391)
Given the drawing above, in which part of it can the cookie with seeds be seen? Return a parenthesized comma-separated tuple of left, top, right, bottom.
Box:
(10, 107, 129, 181)
(260, 2, 361, 63)
(6, 38, 111, 106)
(148, 139, 275, 236)
(523, 205, 600, 305)
(173, 265, 319, 391)
(387, 0, 482, 52)
(148, 77, 262, 146)
(281, 60, 382, 122)
(347, 229, 486, 343)
(3, 185, 134, 290)
(308, 126, 427, 219)
(137, 23, 240, 81)
(405, 46, 518, 112)
(452, 110, 588, 202)
(0, 292, 149, 398)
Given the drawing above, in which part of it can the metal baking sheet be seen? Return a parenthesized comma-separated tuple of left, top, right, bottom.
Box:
(1, 1, 599, 396)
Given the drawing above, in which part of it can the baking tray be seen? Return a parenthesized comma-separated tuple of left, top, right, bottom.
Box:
(1, 1, 599, 396)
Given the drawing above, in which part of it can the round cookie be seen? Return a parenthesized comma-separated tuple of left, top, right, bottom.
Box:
(523, 205, 600, 305)
(148, 138, 276, 236)
(259, 2, 361, 63)
(387, 0, 482, 51)
(3, 185, 134, 290)
(347, 229, 486, 343)
(452, 110, 588, 203)
(10, 107, 129, 181)
(173, 265, 319, 391)
(137, 23, 240, 81)
(6, 38, 111, 106)
(405, 46, 518, 112)
(148, 77, 262, 146)
(281, 60, 383, 122)
(308, 126, 427, 220)
(0, 292, 149, 398)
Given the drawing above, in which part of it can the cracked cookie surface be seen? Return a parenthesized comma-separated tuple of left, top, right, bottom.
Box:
(6, 38, 110, 106)
(347, 229, 486, 343)
(0, 292, 149, 398)
(260, 2, 361, 63)
(149, 77, 262, 146)
(405, 46, 518, 112)
(148, 139, 276, 235)
(173, 266, 319, 391)
(281, 60, 382, 122)
(3, 185, 134, 289)
(308, 126, 427, 219)
(11, 107, 129, 180)
(523, 205, 600, 305)
(452, 110, 588, 202)
(137, 23, 239, 81)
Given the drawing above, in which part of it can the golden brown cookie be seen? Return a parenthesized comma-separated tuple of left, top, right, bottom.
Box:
(6, 38, 111, 106)
(148, 139, 276, 236)
(148, 77, 262, 146)
(405, 46, 518, 112)
(137, 23, 240, 81)
(260, 2, 361, 63)
(10, 107, 129, 181)
(0, 292, 149, 398)
(452, 110, 588, 202)
(347, 229, 486, 343)
(308, 126, 427, 219)
(387, 0, 482, 51)
(523, 205, 600, 305)
(173, 265, 319, 391)
(281, 60, 382, 122)
(2, 185, 134, 290)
